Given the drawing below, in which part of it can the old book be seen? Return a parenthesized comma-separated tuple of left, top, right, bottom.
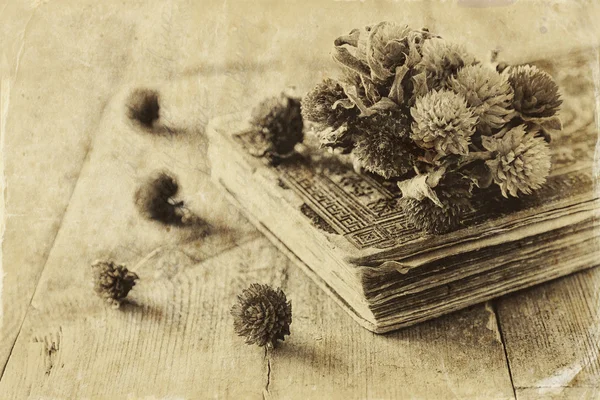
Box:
(206, 54, 599, 333)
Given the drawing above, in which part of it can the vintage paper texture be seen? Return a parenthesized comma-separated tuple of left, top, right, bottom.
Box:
(0, 0, 599, 398)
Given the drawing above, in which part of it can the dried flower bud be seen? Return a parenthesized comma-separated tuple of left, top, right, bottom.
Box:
(126, 88, 160, 129)
(134, 171, 190, 225)
(400, 174, 472, 234)
(352, 111, 418, 179)
(482, 125, 551, 197)
(231, 283, 292, 348)
(365, 22, 412, 80)
(302, 78, 358, 129)
(416, 38, 477, 90)
(92, 260, 139, 308)
(507, 65, 562, 118)
(410, 90, 478, 157)
(251, 93, 304, 156)
(449, 64, 514, 133)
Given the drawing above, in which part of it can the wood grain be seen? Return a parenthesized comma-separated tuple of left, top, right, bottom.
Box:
(0, 0, 179, 373)
(496, 268, 600, 399)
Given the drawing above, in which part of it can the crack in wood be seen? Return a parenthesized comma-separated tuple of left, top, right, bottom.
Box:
(263, 348, 272, 400)
(492, 302, 518, 400)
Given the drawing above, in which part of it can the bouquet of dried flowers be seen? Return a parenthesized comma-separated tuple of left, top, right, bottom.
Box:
(301, 22, 562, 234)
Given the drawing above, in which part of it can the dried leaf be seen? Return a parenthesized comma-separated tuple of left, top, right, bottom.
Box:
(389, 65, 409, 104)
(397, 167, 446, 208)
(342, 84, 376, 117)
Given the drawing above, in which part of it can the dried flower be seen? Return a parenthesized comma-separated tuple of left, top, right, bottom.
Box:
(449, 64, 514, 133)
(134, 171, 191, 225)
(92, 260, 139, 308)
(302, 78, 358, 129)
(416, 38, 477, 91)
(400, 174, 472, 234)
(126, 88, 160, 130)
(508, 65, 562, 118)
(250, 93, 304, 156)
(231, 283, 292, 348)
(410, 90, 478, 157)
(482, 125, 551, 197)
(365, 22, 428, 82)
(352, 111, 417, 179)
(365, 22, 412, 79)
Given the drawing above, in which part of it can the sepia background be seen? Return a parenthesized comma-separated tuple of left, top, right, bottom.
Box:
(1, 0, 599, 398)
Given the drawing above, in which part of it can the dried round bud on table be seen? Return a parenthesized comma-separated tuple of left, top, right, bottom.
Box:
(91, 260, 139, 309)
(482, 125, 551, 197)
(126, 88, 160, 130)
(507, 65, 562, 118)
(134, 171, 190, 225)
(250, 93, 304, 157)
(231, 283, 292, 348)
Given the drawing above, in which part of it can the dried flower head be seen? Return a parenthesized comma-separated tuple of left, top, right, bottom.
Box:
(416, 38, 477, 90)
(482, 125, 551, 197)
(410, 90, 478, 157)
(134, 171, 192, 225)
(365, 22, 432, 82)
(400, 174, 472, 234)
(251, 93, 304, 156)
(508, 65, 562, 118)
(92, 260, 139, 308)
(449, 64, 514, 133)
(231, 283, 292, 348)
(352, 111, 417, 179)
(365, 22, 412, 80)
(302, 78, 358, 129)
(126, 88, 160, 130)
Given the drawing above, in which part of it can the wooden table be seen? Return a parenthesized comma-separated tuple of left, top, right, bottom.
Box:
(1, 1, 599, 398)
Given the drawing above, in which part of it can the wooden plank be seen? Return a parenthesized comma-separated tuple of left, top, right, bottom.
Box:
(0, 0, 177, 373)
(266, 259, 515, 399)
(496, 268, 600, 398)
(0, 226, 516, 398)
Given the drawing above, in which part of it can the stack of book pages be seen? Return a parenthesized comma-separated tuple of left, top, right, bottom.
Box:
(207, 53, 599, 333)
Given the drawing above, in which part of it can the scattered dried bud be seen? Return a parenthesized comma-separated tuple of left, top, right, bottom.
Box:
(134, 171, 191, 225)
(126, 88, 160, 130)
(250, 93, 304, 157)
(231, 283, 292, 348)
(92, 260, 139, 308)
